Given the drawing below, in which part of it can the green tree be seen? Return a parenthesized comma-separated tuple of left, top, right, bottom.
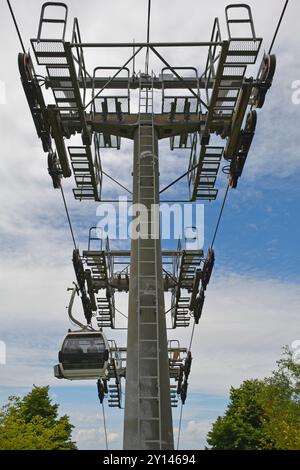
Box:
(261, 347, 300, 449)
(207, 379, 274, 450)
(207, 348, 300, 450)
(0, 386, 76, 450)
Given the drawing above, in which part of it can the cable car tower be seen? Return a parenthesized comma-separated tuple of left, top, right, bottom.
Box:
(16, 1, 276, 450)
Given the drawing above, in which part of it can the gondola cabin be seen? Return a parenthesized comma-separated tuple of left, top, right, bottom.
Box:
(54, 331, 109, 380)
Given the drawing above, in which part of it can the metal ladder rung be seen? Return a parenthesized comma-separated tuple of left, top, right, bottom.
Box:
(69, 154, 89, 159)
(144, 439, 160, 444)
(42, 18, 66, 24)
(139, 396, 159, 400)
(219, 85, 242, 91)
(56, 106, 79, 111)
(140, 339, 158, 343)
(140, 376, 158, 379)
(220, 73, 244, 79)
(140, 357, 158, 360)
(227, 49, 259, 56)
(35, 52, 66, 58)
(140, 418, 160, 422)
(214, 106, 235, 111)
(72, 166, 90, 171)
(216, 97, 238, 103)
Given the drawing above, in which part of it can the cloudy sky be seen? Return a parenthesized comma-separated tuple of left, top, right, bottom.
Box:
(0, 0, 299, 450)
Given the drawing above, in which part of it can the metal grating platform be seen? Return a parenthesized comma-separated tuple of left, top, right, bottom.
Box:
(189, 144, 223, 201)
(68, 136, 102, 201)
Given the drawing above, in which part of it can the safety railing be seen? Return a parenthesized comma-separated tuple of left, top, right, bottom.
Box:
(225, 4, 256, 41)
(188, 133, 199, 191)
(202, 17, 222, 106)
(161, 66, 201, 116)
(37, 2, 68, 41)
(88, 226, 103, 251)
(72, 17, 88, 106)
(91, 66, 131, 116)
(93, 132, 103, 196)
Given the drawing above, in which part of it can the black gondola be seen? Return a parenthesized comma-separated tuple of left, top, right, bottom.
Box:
(54, 330, 109, 380)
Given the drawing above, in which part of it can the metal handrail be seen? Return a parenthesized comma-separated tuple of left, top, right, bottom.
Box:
(104, 236, 115, 329)
(88, 226, 103, 251)
(37, 2, 68, 41)
(161, 66, 201, 115)
(91, 66, 131, 116)
(225, 4, 256, 41)
(188, 133, 198, 191)
(184, 226, 199, 251)
(72, 17, 88, 106)
(93, 133, 103, 195)
(203, 17, 222, 106)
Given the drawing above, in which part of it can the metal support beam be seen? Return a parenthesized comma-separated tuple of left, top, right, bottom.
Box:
(75, 76, 215, 90)
(89, 113, 205, 140)
(71, 41, 223, 48)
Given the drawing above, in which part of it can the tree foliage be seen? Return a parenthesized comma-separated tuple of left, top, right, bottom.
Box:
(0, 386, 76, 450)
(207, 347, 300, 450)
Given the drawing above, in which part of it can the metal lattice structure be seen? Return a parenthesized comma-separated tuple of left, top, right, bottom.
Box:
(17, 2, 276, 450)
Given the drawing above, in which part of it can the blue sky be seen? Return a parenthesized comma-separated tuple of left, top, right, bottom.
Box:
(0, 0, 300, 450)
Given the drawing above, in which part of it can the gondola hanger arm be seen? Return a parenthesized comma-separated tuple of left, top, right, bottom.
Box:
(67, 283, 87, 330)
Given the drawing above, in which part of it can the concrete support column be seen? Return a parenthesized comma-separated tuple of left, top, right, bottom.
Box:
(123, 120, 174, 450)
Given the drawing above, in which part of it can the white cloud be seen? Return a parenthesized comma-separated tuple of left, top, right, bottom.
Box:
(187, 420, 211, 435)
(73, 427, 119, 449)
(185, 420, 212, 448)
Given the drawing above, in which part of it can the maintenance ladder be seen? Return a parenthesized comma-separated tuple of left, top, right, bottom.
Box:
(171, 247, 203, 328)
(83, 250, 115, 328)
(136, 73, 163, 450)
(68, 142, 102, 201)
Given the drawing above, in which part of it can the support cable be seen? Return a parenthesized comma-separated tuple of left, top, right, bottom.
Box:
(268, 0, 290, 54)
(60, 185, 77, 250)
(160, 162, 200, 194)
(211, 183, 230, 249)
(102, 170, 132, 194)
(6, 0, 26, 53)
(101, 402, 109, 450)
(188, 320, 196, 352)
(177, 318, 196, 449)
(115, 306, 128, 320)
(145, 0, 152, 75)
(176, 402, 184, 450)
